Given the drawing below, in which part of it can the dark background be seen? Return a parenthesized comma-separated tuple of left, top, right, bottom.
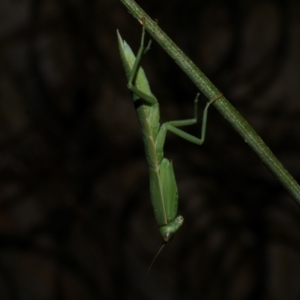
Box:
(1, 0, 300, 299)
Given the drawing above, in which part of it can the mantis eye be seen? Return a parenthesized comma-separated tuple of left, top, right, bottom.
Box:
(163, 232, 174, 243)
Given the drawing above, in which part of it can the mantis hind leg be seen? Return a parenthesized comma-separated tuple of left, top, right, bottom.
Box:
(128, 26, 151, 86)
(127, 26, 157, 104)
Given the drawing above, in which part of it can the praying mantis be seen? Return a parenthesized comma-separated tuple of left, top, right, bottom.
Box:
(117, 24, 217, 244)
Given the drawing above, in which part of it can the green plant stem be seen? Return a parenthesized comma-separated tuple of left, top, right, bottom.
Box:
(119, 0, 300, 205)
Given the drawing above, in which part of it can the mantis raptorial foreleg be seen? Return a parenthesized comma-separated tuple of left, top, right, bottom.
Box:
(117, 24, 217, 243)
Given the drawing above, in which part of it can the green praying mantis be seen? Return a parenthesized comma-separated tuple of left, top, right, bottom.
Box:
(117, 24, 218, 245)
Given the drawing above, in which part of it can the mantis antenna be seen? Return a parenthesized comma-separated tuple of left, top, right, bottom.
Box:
(141, 242, 166, 286)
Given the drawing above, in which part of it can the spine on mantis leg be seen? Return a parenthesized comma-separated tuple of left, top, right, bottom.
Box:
(117, 30, 184, 242)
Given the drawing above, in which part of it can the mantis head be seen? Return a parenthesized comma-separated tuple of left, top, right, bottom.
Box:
(141, 215, 184, 286)
(159, 215, 184, 242)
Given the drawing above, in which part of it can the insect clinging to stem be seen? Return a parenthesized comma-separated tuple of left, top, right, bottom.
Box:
(117, 22, 218, 244)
